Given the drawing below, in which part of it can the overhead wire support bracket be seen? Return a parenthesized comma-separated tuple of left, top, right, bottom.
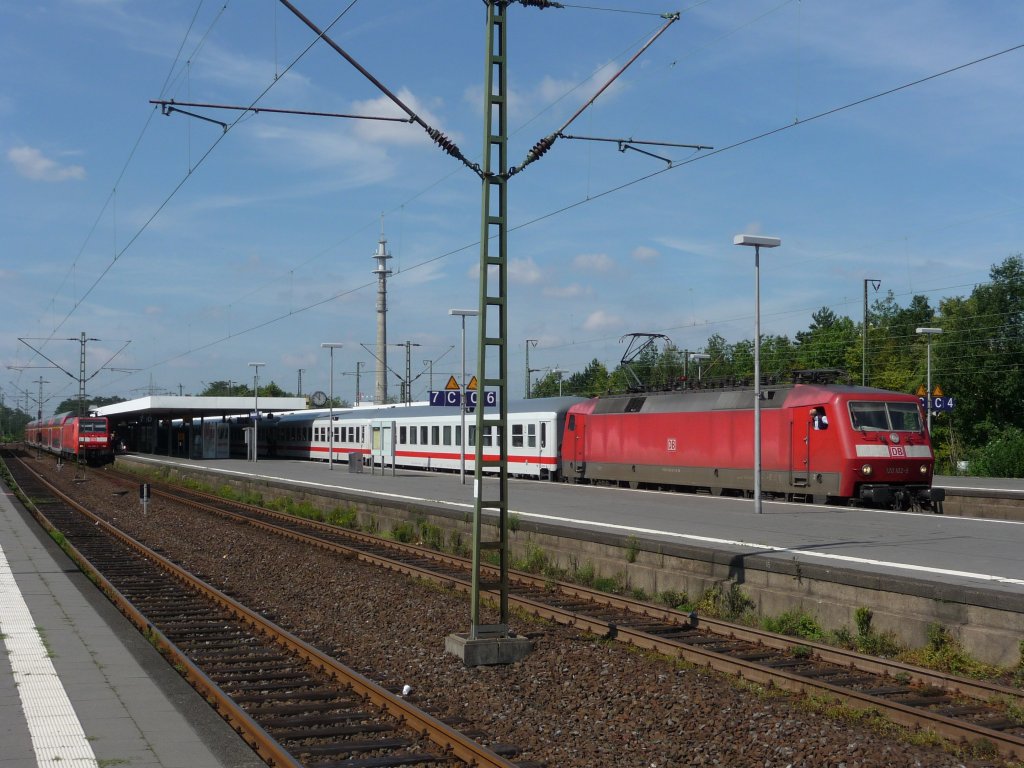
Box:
(151, 99, 415, 126)
(158, 103, 228, 132)
(557, 133, 713, 167)
(506, 10, 680, 178)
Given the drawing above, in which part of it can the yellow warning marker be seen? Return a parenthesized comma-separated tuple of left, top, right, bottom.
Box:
(445, 376, 460, 390)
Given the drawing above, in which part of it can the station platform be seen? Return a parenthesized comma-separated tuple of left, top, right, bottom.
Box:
(0, 479, 266, 768)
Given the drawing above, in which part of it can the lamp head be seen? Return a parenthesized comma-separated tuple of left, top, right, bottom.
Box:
(733, 234, 781, 248)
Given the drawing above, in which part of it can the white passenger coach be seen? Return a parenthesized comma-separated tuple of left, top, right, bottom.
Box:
(269, 397, 584, 479)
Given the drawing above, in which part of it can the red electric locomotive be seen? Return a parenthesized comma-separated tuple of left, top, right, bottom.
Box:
(560, 377, 944, 510)
(26, 413, 113, 466)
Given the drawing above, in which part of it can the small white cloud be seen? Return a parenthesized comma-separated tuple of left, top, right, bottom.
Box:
(581, 309, 622, 332)
(632, 245, 658, 262)
(8, 146, 86, 182)
(351, 89, 450, 147)
(543, 283, 589, 299)
(572, 252, 614, 272)
(465, 257, 541, 284)
(510, 257, 542, 284)
(144, 306, 162, 316)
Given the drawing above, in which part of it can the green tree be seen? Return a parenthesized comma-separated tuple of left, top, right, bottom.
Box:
(795, 307, 858, 371)
(938, 254, 1024, 448)
(867, 292, 933, 391)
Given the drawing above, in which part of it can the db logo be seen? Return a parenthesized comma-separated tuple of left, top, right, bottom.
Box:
(889, 446, 906, 457)
(666, 438, 677, 452)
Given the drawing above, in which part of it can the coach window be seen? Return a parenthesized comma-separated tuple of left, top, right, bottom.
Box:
(431, 425, 440, 445)
(409, 426, 417, 445)
(468, 425, 476, 445)
(443, 425, 452, 445)
(420, 425, 429, 445)
(512, 424, 524, 448)
(483, 426, 492, 447)
(527, 423, 537, 448)
(400, 426, 407, 444)
(334, 426, 340, 443)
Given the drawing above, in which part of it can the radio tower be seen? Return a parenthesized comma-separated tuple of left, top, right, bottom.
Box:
(372, 218, 392, 404)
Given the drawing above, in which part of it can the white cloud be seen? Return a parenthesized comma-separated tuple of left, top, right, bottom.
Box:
(543, 282, 589, 299)
(581, 309, 622, 332)
(632, 245, 658, 262)
(572, 252, 614, 272)
(8, 146, 86, 181)
(471, 257, 542, 285)
(351, 88, 451, 147)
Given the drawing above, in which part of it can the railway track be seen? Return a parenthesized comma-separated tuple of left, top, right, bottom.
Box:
(2, 451, 533, 768)
(86, 463, 1024, 762)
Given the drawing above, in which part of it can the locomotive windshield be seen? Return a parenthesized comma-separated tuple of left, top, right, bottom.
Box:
(848, 401, 923, 432)
(79, 419, 107, 434)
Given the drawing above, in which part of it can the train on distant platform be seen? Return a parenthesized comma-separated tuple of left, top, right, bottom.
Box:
(25, 413, 114, 466)
(251, 373, 944, 510)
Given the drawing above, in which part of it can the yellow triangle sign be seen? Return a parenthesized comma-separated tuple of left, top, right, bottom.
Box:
(467, 376, 478, 391)
(932, 385, 943, 397)
(916, 385, 926, 396)
(444, 376, 460, 391)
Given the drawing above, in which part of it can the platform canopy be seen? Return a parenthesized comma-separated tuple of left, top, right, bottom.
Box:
(94, 395, 308, 422)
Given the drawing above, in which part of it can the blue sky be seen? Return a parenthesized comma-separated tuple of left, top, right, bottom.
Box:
(2, 0, 1021, 409)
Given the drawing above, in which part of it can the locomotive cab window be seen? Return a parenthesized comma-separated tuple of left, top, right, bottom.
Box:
(849, 401, 923, 432)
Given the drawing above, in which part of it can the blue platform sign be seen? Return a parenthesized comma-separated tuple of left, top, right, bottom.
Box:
(919, 396, 955, 412)
(429, 390, 497, 407)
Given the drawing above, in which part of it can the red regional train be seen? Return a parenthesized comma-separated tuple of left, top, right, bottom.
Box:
(259, 373, 942, 510)
(25, 413, 113, 466)
(561, 378, 944, 509)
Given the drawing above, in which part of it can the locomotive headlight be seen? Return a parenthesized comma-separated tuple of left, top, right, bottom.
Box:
(920, 464, 928, 475)
(861, 464, 873, 476)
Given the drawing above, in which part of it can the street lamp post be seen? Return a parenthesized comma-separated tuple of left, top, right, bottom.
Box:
(248, 362, 265, 463)
(321, 343, 343, 469)
(450, 309, 479, 484)
(551, 368, 565, 397)
(734, 234, 781, 514)
(689, 353, 710, 382)
(916, 327, 942, 434)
